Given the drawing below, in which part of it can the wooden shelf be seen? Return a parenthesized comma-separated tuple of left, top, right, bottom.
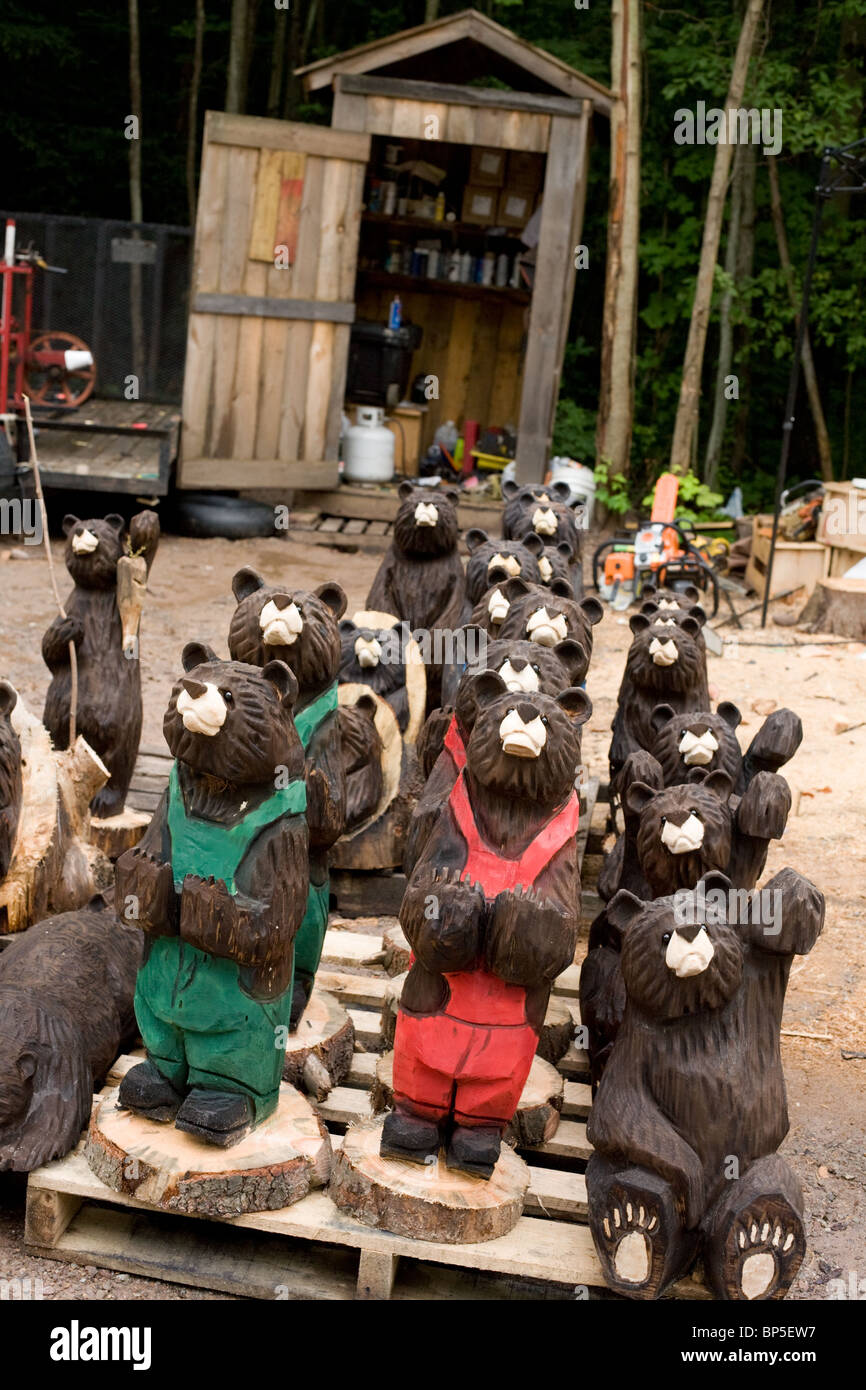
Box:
(362, 212, 525, 240)
(357, 269, 530, 306)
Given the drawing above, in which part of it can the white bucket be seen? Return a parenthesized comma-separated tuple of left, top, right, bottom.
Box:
(550, 458, 595, 528)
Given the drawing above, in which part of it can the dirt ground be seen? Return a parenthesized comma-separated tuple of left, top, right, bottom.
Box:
(0, 529, 863, 1301)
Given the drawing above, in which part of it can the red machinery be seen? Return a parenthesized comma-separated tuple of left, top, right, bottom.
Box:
(0, 218, 96, 413)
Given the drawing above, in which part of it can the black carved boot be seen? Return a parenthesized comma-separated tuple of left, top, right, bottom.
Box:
(289, 971, 314, 1031)
(445, 1124, 502, 1179)
(117, 1060, 183, 1123)
(380, 1107, 441, 1167)
(174, 1089, 255, 1147)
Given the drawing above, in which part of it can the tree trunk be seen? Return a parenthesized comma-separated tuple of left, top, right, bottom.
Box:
(669, 0, 765, 474)
(186, 0, 206, 226)
(425, 0, 441, 21)
(267, 5, 288, 118)
(282, 1, 303, 119)
(766, 155, 833, 482)
(595, 0, 642, 477)
(704, 145, 745, 490)
(730, 142, 756, 476)
(225, 0, 248, 113)
(240, 0, 260, 112)
(128, 0, 145, 387)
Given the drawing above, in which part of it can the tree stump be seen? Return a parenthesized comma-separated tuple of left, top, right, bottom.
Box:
(86, 1080, 332, 1217)
(330, 1116, 529, 1244)
(382, 923, 411, 976)
(536, 995, 575, 1064)
(371, 1051, 563, 1147)
(798, 577, 866, 639)
(380, 971, 406, 1049)
(90, 808, 151, 859)
(282, 988, 354, 1096)
(0, 699, 111, 932)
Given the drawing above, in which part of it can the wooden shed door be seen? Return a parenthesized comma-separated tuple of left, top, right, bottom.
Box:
(179, 112, 370, 490)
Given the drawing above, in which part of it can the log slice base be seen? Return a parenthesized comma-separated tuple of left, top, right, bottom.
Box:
(282, 988, 355, 1089)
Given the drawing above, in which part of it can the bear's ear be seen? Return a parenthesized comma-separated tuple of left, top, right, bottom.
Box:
(182, 641, 218, 672)
(467, 669, 508, 710)
(580, 595, 604, 627)
(550, 577, 573, 600)
(549, 480, 571, 504)
(553, 637, 589, 686)
(398, 480, 416, 500)
(354, 692, 379, 722)
(17, 1050, 38, 1081)
(501, 576, 531, 601)
(640, 600, 659, 617)
(338, 619, 357, 637)
(501, 478, 521, 501)
(625, 780, 658, 817)
(262, 659, 299, 709)
(650, 702, 676, 735)
(697, 869, 732, 898)
(521, 531, 545, 557)
(682, 583, 701, 603)
(62, 514, 81, 537)
(315, 581, 348, 620)
(556, 687, 592, 727)
(629, 612, 652, 636)
(441, 486, 460, 504)
(716, 700, 742, 730)
(684, 605, 707, 629)
(641, 581, 658, 599)
(557, 540, 575, 559)
(464, 528, 489, 553)
(606, 889, 645, 938)
(698, 768, 733, 801)
(232, 566, 266, 602)
(104, 513, 125, 534)
(0, 680, 18, 717)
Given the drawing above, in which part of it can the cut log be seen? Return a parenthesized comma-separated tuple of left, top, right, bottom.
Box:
(330, 1116, 529, 1244)
(0, 699, 111, 932)
(537, 996, 576, 1065)
(382, 922, 411, 976)
(90, 808, 151, 859)
(282, 987, 354, 1091)
(798, 577, 866, 640)
(371, 1051, 563, 1147)
(86, 1079, 332, 1217)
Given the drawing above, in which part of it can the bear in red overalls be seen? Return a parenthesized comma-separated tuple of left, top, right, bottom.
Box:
(383, 669, 591, 1178)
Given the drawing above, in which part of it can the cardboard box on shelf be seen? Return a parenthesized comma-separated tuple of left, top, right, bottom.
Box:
(461, 184, 499, 225)
(469, 147, 507, 186)
(496, 185, 537, 228)
(506, 151, 543, 192)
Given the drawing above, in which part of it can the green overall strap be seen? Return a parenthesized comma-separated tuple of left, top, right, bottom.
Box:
(166, 764, 306, 893)
(294, 682, 338, 751)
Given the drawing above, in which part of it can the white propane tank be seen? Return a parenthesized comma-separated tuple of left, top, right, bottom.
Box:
(343, 406, 396, 483)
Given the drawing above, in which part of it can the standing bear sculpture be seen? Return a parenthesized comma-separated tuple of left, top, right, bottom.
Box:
(42, 510, 159, 818)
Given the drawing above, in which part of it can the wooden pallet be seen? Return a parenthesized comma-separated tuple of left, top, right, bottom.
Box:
(289, 511, 395, 555)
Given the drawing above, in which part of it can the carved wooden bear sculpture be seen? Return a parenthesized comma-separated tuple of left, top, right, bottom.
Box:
(0, 901, 141, 1171)
(228, 568, 347, 1025)
(384, 671, 590, 1178)
(461, 528, 544, 620)
(338, 694, 384, 833)
(650, 701, 803, 794)
(366, 483, 465, 709)
(466, 576, 574, 643)
(115, 646, 309, 1146)
(609, 610, 709, 790)
(538, 540, 577, 589)
(501, 478, 584, 594)
(581, 763, 792, 1088)
(42, 510, 159, 817)
(587, 869, 825, 1301)
(339, 617, 410, 732)
(0, 681, 22, 882)
(408, 634, 589, 874)
(497, 579, 604, 660)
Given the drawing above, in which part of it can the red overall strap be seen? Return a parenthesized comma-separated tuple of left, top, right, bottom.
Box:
(448, 770, 580, 895)
(443, 713, 467, 771)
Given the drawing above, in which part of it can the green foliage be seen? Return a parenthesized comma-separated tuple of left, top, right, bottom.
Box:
(551, 398, 596, 462)
(594, 461, 634, 516)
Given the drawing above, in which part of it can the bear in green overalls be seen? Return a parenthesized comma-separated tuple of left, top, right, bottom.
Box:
(229, 570, 347, 1028)
(115, 643, 309, 1147)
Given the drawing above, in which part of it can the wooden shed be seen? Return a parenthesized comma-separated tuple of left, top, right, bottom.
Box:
(178, 10, 611, 492)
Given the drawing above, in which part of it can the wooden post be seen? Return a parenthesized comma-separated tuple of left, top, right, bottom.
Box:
(516, 106, 590, 483)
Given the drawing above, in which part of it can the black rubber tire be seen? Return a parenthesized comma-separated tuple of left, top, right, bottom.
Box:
(170, 491, 282, 540)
